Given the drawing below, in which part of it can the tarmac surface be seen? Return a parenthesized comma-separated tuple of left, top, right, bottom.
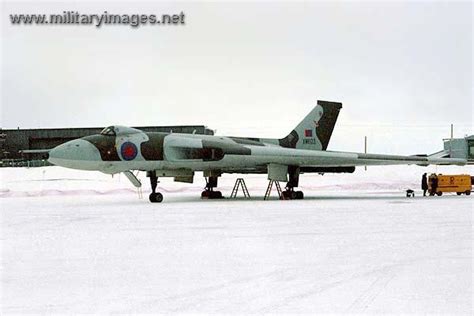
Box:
(1, 166, 472, 314)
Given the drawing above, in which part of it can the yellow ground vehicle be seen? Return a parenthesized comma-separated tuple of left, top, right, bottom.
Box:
(428, 174, 472, 196)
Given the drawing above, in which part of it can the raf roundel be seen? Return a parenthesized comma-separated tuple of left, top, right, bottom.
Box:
(120, 142, 138, 161)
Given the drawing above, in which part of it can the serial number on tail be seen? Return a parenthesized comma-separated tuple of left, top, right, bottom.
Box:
(303, 138, 316, 144)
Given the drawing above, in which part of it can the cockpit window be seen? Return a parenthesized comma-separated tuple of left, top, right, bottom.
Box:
(100, 126, 116, 136)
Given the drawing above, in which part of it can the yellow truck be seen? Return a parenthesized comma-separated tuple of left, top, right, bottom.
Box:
(428, 174, 472, 196)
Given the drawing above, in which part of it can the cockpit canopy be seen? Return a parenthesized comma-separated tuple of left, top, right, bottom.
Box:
(100, 126, 116, 136)
(100, 125, 142, 136)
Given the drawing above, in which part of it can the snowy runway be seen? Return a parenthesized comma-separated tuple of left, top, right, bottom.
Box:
(1, 167, 472, 314)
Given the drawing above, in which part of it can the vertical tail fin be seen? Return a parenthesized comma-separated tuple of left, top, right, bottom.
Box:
(279, 100, 342, 151)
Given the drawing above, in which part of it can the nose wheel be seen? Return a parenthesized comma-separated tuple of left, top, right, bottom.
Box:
(147, 171, 163, 203)
(149, 192, 163, 203)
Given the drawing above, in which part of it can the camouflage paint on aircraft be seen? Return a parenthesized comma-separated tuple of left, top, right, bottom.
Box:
(48, 100, 465, 178)
(78, 100, 342, 165)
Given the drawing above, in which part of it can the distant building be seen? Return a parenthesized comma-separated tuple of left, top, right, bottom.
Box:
(0, 125, 214, 167)
(444, 135, 474, 164)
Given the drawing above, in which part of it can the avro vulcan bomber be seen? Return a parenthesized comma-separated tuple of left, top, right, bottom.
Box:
(48, 100, 466, 202)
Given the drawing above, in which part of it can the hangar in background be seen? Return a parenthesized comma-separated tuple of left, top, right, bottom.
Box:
(444, 135, 474, 164)
(0, 125, 214, 167)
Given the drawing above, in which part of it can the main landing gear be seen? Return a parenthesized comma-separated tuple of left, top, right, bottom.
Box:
(282, 186, 304, 200)
(282, 166, 304, 200)
(147, 171, 163, 203)
(201, 176, 224, 199)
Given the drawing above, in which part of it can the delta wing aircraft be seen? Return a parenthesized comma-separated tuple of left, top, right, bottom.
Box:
(48, 100, 466, 202)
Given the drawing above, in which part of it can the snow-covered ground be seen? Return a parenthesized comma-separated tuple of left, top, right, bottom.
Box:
(1, 165, 473, 314)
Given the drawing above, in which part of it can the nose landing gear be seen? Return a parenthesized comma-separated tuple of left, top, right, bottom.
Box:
(149, 192, 163, 203)
(147, 171, 163, 203)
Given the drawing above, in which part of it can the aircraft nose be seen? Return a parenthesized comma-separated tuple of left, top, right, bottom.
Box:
(48, 139, 102, 170)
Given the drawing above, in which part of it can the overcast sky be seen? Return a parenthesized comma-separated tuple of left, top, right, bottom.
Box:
(1, 1, 472, 154)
